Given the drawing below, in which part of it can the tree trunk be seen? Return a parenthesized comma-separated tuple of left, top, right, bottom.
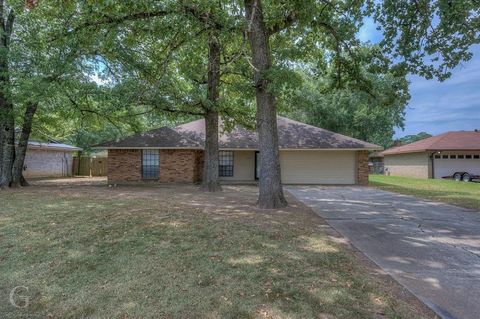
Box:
(200, 31, 222, 192)
(244, 0, 287, 208)
(11, 102, 37, 187)
(0, 122, 3, 178)
(0, 3, 15, 188)
(0, 107, 14, 188)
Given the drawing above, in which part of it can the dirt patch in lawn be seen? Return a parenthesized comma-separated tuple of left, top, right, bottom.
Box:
(1, 180, 436, 318)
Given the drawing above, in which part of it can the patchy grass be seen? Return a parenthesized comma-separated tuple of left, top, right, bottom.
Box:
(0, 182, 431, 318)
(369, 175, 480, 210)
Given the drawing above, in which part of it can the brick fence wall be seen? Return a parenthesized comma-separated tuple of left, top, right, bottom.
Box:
(356, 150, 369, 185)
(107, 149, 203, 184)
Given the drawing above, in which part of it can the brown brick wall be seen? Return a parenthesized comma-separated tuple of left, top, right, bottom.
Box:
(108, 149, 142, 183)
(108, 149, 204, 184)
(159, 149, 200, 183)
(357, 150, 369, 185)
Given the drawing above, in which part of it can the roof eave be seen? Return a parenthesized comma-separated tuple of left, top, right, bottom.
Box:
(93, 146, 203, 150)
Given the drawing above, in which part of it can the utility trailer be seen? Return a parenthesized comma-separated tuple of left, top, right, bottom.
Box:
(443, 172, 480, 182)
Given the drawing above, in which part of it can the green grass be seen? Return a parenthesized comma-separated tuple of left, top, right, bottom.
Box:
(369, 175, 480, 210)
(0, 184, 428, 318)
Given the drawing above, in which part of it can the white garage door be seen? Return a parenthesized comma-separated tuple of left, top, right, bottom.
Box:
(280, 150, 356, 184)
(433, 155, 480, 179)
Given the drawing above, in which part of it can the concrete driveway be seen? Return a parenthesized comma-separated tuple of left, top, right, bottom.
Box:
(287, 186, 480, 319)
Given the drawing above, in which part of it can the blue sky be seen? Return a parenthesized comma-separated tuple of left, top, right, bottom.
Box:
(359, 18, 480, 138)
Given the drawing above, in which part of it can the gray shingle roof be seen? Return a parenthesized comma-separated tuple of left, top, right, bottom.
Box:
(27, 141, 82, 151)
(95, 126, 201, 148)
(95, 116, 382, 150)
(382, 131, 480, 155)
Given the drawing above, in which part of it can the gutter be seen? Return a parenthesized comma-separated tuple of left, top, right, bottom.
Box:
(93, 147, 383, 151)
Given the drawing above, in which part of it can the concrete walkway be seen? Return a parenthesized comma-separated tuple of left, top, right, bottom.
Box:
(287, 186, 480, 319)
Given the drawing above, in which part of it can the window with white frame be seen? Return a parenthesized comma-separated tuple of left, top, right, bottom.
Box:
(142, 150, 159, 179)
(219, 151, 234, 177)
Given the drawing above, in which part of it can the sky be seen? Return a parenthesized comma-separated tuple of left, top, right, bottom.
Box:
(359, 18, 480, 139)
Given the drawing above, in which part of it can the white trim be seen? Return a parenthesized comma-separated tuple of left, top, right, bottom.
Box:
(384, 149, 480, 156)
(279, 148, 382, 151)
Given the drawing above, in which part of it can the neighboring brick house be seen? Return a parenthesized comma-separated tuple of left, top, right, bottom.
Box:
(95, 116, 382, 185)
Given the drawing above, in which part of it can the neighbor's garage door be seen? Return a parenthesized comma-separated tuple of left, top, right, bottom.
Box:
(434, 155, 480, 179)
(280, 150, 356, 184)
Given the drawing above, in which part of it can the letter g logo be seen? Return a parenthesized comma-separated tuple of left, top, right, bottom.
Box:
(9, 286, 30, 308)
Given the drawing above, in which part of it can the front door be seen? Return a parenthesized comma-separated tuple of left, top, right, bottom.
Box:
(255, 151, 260, 180)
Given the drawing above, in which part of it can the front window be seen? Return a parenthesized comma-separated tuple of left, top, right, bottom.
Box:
(219, 151, 234, 177)
(142, 149, 159, 179)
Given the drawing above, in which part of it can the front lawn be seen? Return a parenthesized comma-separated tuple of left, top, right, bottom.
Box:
(369, 175, 480, 210)
(0, 182, 430, 318)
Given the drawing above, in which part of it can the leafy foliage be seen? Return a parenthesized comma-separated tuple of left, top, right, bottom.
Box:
(373, 0, 480, 80)
(283, 46, 409, 147)
(396, 132, 433, 146)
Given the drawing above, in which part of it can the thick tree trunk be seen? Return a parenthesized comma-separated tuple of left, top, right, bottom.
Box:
(0, 3, 15, 188)
(0, 106, 14, 188)
(11, 102, 37, 187)
(0, 122, 3, 178)
(201, 32, 222, 192)
(244, 0, 287, 208)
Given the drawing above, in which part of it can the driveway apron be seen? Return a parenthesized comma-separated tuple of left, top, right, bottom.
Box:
(287, 186, 480, 319)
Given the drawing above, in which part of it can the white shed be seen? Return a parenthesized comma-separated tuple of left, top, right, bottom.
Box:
(23, 142, 82, 178)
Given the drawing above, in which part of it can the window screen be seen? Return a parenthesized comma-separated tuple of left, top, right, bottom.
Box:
(219, 151, 234, 177)
(142, 150, 159, 179)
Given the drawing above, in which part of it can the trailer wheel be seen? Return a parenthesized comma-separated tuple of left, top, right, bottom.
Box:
(462, 173, 471, 182)
(454, 172, 462, 181)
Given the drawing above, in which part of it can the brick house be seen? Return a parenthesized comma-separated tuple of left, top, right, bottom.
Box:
(94, 116, 381, 185)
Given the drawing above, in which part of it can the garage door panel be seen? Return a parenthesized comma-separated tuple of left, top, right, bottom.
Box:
(434, 159, 480, 179)
(280, 151, 356, 184)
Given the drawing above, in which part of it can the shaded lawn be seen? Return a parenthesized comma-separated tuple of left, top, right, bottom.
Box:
(0, 183, 430, 318)
(369, 175, 480, 210)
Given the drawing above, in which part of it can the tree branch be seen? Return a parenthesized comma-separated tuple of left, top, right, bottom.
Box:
(5, 7, 14, 34)
(0, 0, 4, 30)
(268, 11, 298, 35)
(70, 10, 172, 34)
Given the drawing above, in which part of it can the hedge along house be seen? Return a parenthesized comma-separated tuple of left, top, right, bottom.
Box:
(23, 141, 82, 178)
(94, 116, 382, 185)
(382, 131, 480, 179)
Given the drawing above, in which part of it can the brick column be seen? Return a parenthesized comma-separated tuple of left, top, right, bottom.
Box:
(357, 150, 369, 185)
